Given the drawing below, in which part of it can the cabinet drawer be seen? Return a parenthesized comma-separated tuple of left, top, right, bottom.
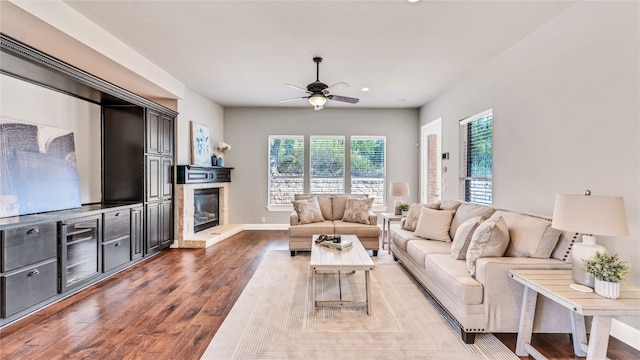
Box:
(2, 259, 58, 317)
(103, 236, 131, 272)
(2, 223, 57, 272)
(103, 211, 130, 241)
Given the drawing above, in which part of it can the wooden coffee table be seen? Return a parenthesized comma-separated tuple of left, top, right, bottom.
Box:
(310, 234, 375, 315)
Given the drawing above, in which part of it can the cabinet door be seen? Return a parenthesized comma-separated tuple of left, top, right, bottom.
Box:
(146, 109, 161, 154)
(60, 215, 102, 292)
(161, 157, 173, 199)
(146, 156, 161, 202)
(131, 207, 143, 260)
(160, 200, 173, 249)
(161, 115, 173, 156)
(145, 202, 160, 254)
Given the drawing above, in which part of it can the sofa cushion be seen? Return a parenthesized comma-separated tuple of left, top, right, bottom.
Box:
(292, 197, 325, 224)
(414, 208, 455, 242)
(439, 200, 462, 211)
(288, 220, 335, 237)
(425, 254, 484, 305)
(450, 203, 496, 240)
(342, 197, 374, 224)
(295, 194, 333, 220)
(403, 202, 440, 231)
(491, 211, 562, 258)
(333, 220, 380, 238)
(390, 228, 422, 252)
(331, 194, 367, 220)
(450, 216, 482, 260)
(466, 216, 510, 277)
(406, 240, 452, 267)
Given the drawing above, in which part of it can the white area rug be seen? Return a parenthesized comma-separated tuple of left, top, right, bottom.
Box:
(201, 250, 518, 359)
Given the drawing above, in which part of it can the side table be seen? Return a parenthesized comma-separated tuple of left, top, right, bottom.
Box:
(509, 269, 640, 360)
(380, 212, 403, 255)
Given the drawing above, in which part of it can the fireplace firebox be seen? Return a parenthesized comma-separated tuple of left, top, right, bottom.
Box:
(193, 188, 219, 232)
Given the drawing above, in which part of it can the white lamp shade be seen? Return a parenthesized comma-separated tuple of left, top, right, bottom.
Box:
(308, 94, 327, 107)
(390, 182, 410, 197)
(552, 193, 628, 236)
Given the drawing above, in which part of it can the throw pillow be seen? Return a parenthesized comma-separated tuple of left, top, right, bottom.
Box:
(449, 203, 496, 241)
(342, 197, 374, 224)
(294, 194, 332, 220)
(466, 216, 510, 277)
(414, 208, 456, 242)
(403, 203, 440, 231)
(450, 216, 483, 260)
(292, 197, 325, 224)
(496, 211, 562, 258)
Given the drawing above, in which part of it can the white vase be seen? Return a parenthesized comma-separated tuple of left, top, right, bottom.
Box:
(594, 279, 620, 299)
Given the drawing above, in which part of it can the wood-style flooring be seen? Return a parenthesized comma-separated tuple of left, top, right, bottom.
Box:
(0, 230, 638, 359)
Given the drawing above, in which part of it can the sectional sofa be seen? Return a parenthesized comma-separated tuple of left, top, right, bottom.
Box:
(390, 200, 576, 343)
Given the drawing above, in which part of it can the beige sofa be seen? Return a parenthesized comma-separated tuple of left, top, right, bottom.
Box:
(390, 200, 577, 343)
(289, 194, 381, 256)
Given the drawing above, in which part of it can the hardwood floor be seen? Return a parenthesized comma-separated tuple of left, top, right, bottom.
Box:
(0, 230, 637, 359)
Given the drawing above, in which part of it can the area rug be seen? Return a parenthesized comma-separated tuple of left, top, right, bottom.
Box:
(200, 250, 518, 359)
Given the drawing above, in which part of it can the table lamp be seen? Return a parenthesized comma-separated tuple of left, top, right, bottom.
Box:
(390, 182, 410, 215)
(551, 190, 628, 287)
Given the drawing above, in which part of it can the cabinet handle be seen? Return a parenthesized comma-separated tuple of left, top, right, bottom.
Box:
(28, 269, 40, 277)
(27, 228, 40, 235)
(115, 212, 120, 216)
(114, 242, 120, 247)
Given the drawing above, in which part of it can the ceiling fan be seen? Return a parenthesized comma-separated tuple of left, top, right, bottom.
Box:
(279, 57, 360, 110)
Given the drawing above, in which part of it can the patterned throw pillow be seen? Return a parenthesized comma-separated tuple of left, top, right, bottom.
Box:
(414, 208, 456, 242)
(342, 197, 374, 224)
(403, 203, 441, 231)
(466, 216, 510, 277)
(450, 216, 483, 260)
(292, 197, 325, 224)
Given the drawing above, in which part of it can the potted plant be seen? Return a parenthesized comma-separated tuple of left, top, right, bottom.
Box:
(399, 203, 410, 216)
(583, 252, 631, 299)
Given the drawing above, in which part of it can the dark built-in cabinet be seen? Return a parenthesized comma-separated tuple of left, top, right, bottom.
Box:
(0, 34, 177, 326)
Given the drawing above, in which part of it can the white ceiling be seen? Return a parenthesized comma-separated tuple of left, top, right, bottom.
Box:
(63, 0, 574, 109)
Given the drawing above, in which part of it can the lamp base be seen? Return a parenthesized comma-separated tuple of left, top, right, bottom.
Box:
(394, 199, 402, 215)
(571, 235, 607, 287)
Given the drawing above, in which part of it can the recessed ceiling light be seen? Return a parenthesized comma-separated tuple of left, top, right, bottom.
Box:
(407, 0, 420, 3)
(361, 87, 370, 92)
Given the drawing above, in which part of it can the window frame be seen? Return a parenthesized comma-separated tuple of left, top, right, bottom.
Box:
(459, 109, 493, 206)
(267, 135, 305, 211)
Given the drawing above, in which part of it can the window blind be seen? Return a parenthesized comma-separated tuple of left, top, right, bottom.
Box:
(310, 136, 345, 194)
(351, 136, 385, 205)
(460, 111, 493, 205)
(268, 136, 304, 206)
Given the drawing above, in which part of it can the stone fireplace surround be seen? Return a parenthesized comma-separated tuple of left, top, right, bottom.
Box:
(176, 182, 242, 248)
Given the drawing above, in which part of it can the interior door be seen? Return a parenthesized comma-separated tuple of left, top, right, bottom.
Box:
(420, 119, 442, 204)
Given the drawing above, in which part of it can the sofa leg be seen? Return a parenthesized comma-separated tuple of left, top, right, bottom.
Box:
(290, 251, 296, 256)
(461, 330, 476, 344)
(372, 250, 378, 257)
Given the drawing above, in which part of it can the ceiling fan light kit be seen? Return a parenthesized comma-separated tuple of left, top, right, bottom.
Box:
(280, 57, 360, 110)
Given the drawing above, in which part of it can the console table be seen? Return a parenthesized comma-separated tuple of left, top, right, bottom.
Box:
(509, 269, 640, 360)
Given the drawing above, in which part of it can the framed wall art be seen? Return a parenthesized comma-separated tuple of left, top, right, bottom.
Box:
(191, 121, 211, 166)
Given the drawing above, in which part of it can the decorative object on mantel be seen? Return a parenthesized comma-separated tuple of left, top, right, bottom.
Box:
(584, 252, 631, 299)
(216, 141, 231, 167)
(191, 121, 211, 166)
(390, 182, 410, 215)
(551, 190, 628, 288)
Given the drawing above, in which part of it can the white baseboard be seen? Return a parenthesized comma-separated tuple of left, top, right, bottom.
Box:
(611, 318, 640, 350)
(243, 223, 289, 230)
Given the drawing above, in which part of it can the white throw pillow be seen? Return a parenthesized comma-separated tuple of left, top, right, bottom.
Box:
(414, 208, 456, 242)
(466, 216, 510, 277)
(450, 216, 482, 260)
(292, 197, 325, 224)
(403, 203, 441, 231)
(342, 197, 374, 224)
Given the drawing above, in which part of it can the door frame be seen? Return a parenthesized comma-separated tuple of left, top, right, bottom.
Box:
(420, 118, 442, 203)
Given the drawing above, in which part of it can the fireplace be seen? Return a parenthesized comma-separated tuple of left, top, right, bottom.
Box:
(193, 188, 219, 232)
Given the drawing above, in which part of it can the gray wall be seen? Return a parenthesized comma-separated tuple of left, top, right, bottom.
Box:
(419, 1, 639, 332)
(223, 107, 419, 225)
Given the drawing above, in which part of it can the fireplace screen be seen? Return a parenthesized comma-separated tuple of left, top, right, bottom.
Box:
(193, 188, 219, 232)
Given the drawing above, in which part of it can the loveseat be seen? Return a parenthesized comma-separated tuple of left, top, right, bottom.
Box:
(390, 200, 577, 343)
(289, 194, 381, 256)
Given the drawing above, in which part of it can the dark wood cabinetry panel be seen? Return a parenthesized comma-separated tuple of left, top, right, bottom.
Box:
(146, 110, 161, 154)
(59, 215, 102, 292)
(146, 156, 161, 202)
(160, 200, 173, 249)
(102, 209, 131, 272)
(161, 114, 173, 156)
(145, 202, 161, 254)
(161, 157, 173, 199)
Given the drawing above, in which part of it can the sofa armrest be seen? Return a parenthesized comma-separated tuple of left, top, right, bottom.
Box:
(475, 257, 570, 286)
(368, 212, 378, 225)
(290, 211, 299, 226)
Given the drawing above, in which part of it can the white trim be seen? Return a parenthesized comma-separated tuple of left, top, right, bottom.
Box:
(267, 205, 293, 212)
(611, 318, 640, 350)
(243, 223, 289, 230)
(459, 108, 493, 126)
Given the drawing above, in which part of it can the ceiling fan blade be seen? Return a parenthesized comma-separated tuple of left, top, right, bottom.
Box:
(323, 82, 349, 94)
(328, 94, 360, 104)
(284, 83, 310, 93)
(278, 96, 307, 103)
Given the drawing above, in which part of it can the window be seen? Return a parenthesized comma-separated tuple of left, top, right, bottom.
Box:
(460, 110, 493, 205)
(351, 136, 385, 205)
(268, 136, 304, 206)
(268, 135, 386, 209)
(310, 136, 344, 194)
